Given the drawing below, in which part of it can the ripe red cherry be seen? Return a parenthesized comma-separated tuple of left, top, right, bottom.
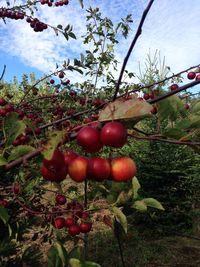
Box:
(79, 223, 92, 233)
(81, 211, 90, 219)
(68, 156, 88, 182)
(63, 149, 78, 166)
(187, 71, 196, 80)
(55, 194, 66, 205)
(68, 224, 80, 236)
(0, 98, 7, 106)
(43, 149, 65, 171)
(150, 106, 157, 114)
(58, 71, 65, 79)
(100, 121, 127, 148)
(0, 199, 9, 208)
(111, 157, 137, 182)
(0, 109, 7, 116)
(77, 126, 102, 153)
(41, 165, 67, 182)
(87, 157, 111, 181)
(50, 79, 55, 84)
(170, 84, 179, 91)
(143, 93, 150, 100)
(196, 74, 200, 81)
(53, 217, 65, 229)
(185, 103, 190, 110)
(65, 217, 75, 228)
(13, 182, 21, 194)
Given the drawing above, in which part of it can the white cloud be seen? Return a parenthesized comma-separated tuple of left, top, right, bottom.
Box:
(0, 0, 200, 88)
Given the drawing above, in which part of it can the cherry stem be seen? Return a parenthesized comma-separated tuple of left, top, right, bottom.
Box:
(83, 178, 89, 261)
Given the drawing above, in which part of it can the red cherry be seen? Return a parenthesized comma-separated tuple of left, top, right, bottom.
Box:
(195, 74, 200, 81)
(81, 211, 90, 219)
(65, 217, 75, 228)
(143, 93, 150, 100)
(13, 182, 21, 194)
(87, 157, 111, 181)
(0, 199, 9, 208)
(43, 149, 65, 171)
(100, 121, 127, 148)
(185, 103, 190, 110)
(150, 106, 157, 114)
(41, 165, 67, 182)
(79, 222, 92, 233)
(0, 109, 7, 117)
(58, 71, 65, 79)
(53, 217, 65, 229)
(55, 194, 66, 205)
(111, 157, 137, 182)
(68, 156, 88, 182)
(63, 149, 78, 166)
(170, 84, 179, 91)
(68, 224, 80, 236)
(0, 98, 7, 106)
(77, 126, 102, 153)
(187, 71, 196, 80)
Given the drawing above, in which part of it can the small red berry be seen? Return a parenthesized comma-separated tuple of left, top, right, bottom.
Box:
(170, 84, 179, 91)
(68, 224, 80, 236)
(187, 71, 196, 80)
(55, 194, 66, 205)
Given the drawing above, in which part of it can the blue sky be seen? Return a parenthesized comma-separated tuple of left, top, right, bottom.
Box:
(0, 0, 200, 91)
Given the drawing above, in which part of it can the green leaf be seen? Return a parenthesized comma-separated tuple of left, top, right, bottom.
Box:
(132, 200, 147, 212)
(99, 95, 152, 123)
(54, 241, 68, 265)
(68, 32, 76, 39)
(8, 145, 35, 162)
(48, 246, 62, 267)
(0, 206, 9, 224)
(191, 101, 200, 114)
(57, 24, 63, 30)
(69, 258, 81, 267)
(157, 95, 186, 122)
(162, 127, 186, 139)
(111, 207, 127, 233)
(68, 246, 81, 260)
(4, 112, 26, 147)
(42, 131, 65, 160)
(83, 261, 101, 267)
(78, 0, 84, 8)
(47, 242, 68, 267)
(115, 190, 131, 205)
(0, 155, 7, 166)
(143, 198, 164, 210)
(132, 177, 141, 200)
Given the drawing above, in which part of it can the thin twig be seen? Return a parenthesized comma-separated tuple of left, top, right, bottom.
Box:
(128, 133, 200, 146)
(113, 0, 155, 101)
(0, 65, 6, 81)
(149, 79, 200, 104)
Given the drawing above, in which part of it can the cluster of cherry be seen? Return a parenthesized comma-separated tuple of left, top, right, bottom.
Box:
(52, 196, 92, 236)
(41, 121, 137, 183)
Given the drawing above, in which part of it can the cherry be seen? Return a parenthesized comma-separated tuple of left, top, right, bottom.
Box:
(68, 224, 80, 236)
(79, 223, 92, 233)
(65, 217, 75, 228)
(41, 165, 67, 182)
(87, 157, 111, 181)
(77, 126, 102, 153)
(187, 71, 196, 80)
(195, 74, 200, 81)
(100, 121, 127, 148)
(0, 98, 7, 106)
(170, 84, 179, 91)
(143, 93, 150, 100)
(53, 217, 65, 229)
(58, 71, 65, 79)
(43, 149, 65, 171)
(111, 157, 137, 182)
(50, 79, 55, 84)
(55, 194, 66, 205)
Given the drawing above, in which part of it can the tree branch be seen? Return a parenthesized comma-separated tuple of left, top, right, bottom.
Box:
(0, 65, 6, 81)
(148, 79, 200, 104)
(113, 0, 155, 101)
